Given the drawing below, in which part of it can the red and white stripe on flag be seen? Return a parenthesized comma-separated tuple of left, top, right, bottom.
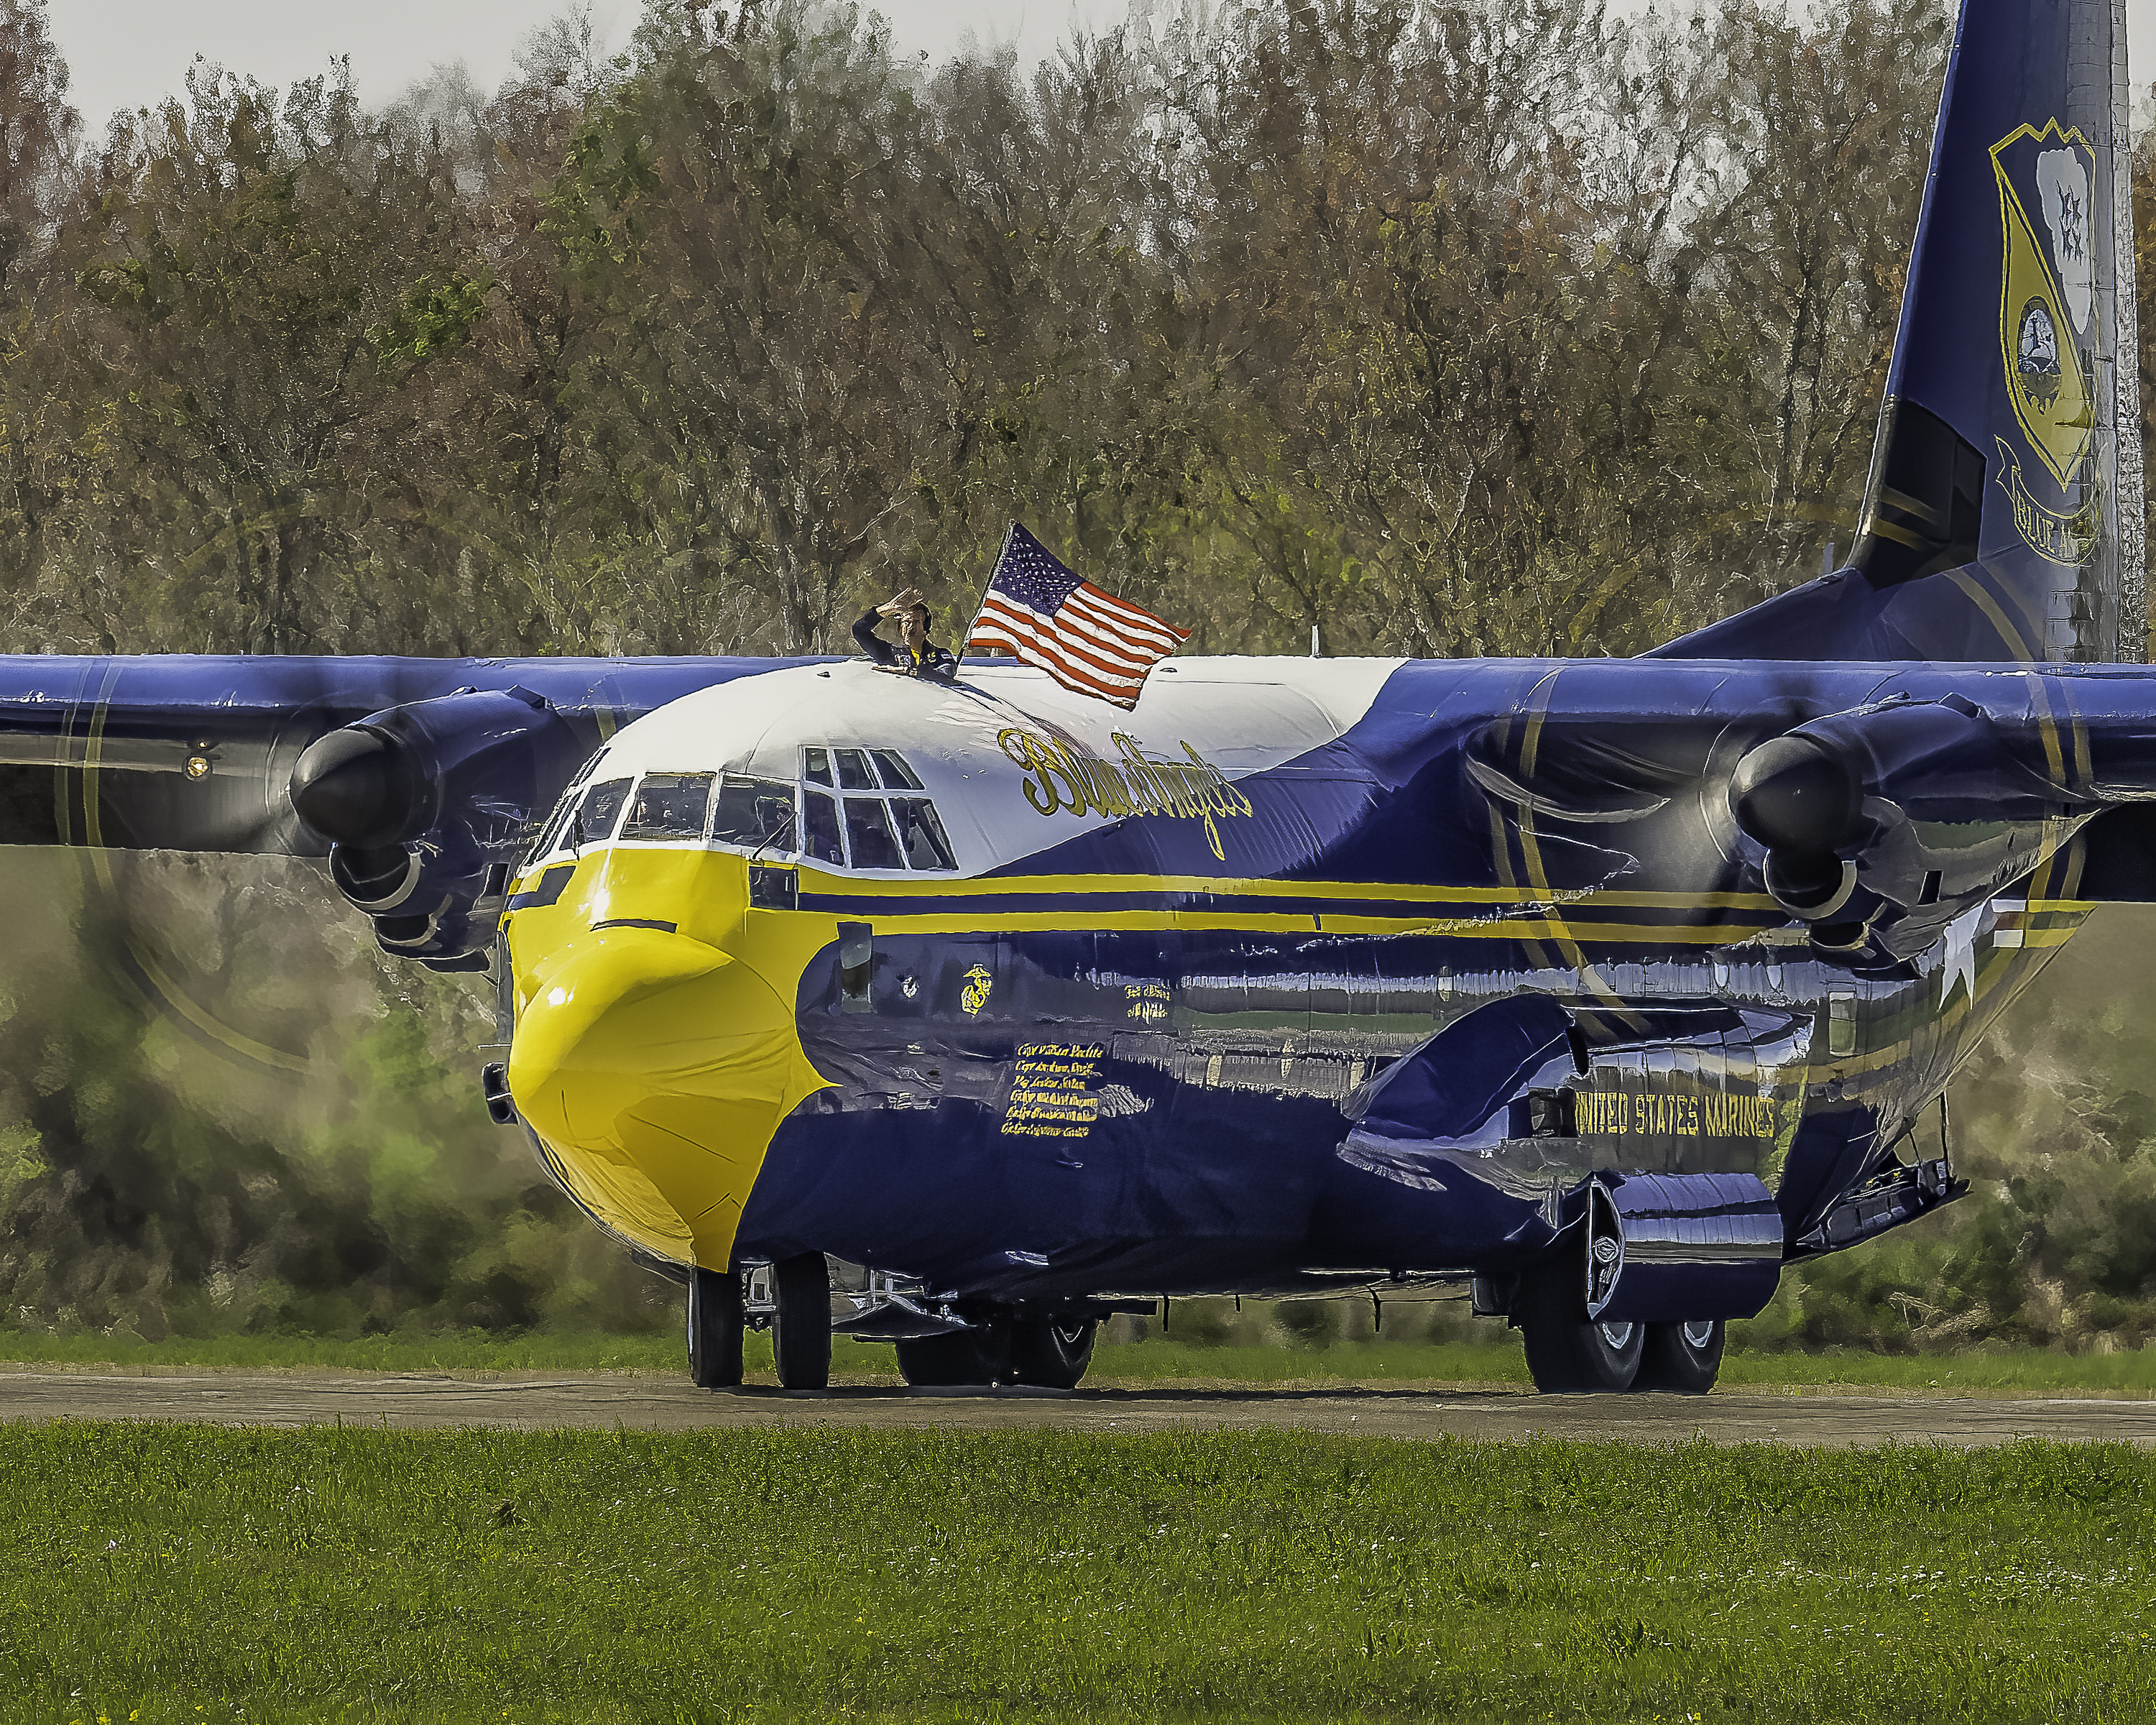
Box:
(969, 579, 1188, 709)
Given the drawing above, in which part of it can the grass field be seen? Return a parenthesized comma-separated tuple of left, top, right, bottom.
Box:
(4, 1423, 2152, 1723)
(8, 1328, 2156, 1398)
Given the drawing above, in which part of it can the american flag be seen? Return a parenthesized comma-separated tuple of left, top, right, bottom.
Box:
(966, 525, 1188, 709)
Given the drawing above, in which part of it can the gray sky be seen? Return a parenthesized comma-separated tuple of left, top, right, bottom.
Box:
(45, 0, 2156, 134)
(50, 1, 1123, 130)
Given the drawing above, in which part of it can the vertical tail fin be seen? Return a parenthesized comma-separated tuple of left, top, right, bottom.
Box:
(1657, 0, 2142, 663)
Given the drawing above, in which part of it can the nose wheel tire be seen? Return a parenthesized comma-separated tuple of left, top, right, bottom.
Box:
(1009, 1315, 1096, 1389)
(771, 1252, 831, 1391)
(1634, 1318, 1726, 1393)
(1516, 1253, 1644, 1393)
(686, 1265, 744, 1389)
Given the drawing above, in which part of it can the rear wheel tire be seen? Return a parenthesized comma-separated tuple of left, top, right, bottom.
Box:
(771, 1253, 831, 1391)
(1634, 1319, 1726, 1393)
(1009, 1315, 1096, 1389)
(895, 1328, 1000, 1386)
(686, 1265, 744, 1389)
(1516, 1254, 1644, 1393)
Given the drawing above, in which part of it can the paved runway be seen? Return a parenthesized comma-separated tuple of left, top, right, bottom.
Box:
(2, 1368, 2152, 1445)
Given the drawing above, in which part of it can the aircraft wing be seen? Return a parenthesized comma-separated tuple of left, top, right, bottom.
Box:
(0, 653, 794, 967)
(0, 655, 783, 857)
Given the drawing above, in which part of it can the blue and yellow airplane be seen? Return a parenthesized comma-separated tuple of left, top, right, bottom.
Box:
(0, 0, 2142, 1393)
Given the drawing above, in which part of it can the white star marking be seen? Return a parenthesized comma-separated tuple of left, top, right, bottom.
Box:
(1938, 902, 1986, 1008)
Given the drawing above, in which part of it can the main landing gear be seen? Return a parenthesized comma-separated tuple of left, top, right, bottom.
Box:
(895, 1314, 1098, 1389)
(1511, 1253, 1726, 1394)
(685, 1254, 832, 1392)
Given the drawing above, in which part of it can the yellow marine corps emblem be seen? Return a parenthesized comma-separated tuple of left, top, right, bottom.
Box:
(961, 965, 992, 1016)
(1991, 119, 2102, 562)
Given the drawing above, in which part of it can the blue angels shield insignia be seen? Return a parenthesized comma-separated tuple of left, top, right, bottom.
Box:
(1992, 121, 2102, 562)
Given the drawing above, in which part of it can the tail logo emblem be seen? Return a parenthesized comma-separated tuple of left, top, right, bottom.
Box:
(1991, 121, 2099, 497)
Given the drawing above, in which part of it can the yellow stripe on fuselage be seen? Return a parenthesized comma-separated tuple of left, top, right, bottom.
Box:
(507, 851, 2103, 952)
(786, 870, 1783, 911)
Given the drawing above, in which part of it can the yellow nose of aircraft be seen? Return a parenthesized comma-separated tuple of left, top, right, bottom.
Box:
(506, 919, 819, 1269)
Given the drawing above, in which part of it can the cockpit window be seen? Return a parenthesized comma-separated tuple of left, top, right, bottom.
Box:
(801, 787, 843, 865)
(796, 745, 955, 870)
(622, 772, 716, 840)
(834, 748, 878, 791)
(525, 750, 607, 865)
(571, 778, 632, 850)
(844, 797, 904, 869)
(527, 786, 579, 866)
(890, 797, 957, 869)
(870, 749, 923, 791)
(711, 776, 796, 850)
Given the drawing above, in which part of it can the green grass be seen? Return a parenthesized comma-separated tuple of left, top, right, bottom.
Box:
(9, 1329, 2156, 1397)
(1715, 1343, 2156, 1397)
(5, 1424, 2155, 1722)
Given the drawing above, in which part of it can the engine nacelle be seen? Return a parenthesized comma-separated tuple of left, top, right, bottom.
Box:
(290, 686, 593, 968)
(1731, 694, 2078, 962)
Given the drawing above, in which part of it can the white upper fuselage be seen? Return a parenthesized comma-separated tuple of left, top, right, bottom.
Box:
(546, 657, 1406, 878)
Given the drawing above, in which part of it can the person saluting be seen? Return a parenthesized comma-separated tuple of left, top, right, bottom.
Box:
(852, 587, 959, 684)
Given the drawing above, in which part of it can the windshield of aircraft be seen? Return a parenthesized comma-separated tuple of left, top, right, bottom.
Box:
(800, 747, 955, 871)
(523, 750, 609, 866)
(711, 775, 796, 852)
(526, 750, 957, 872)
(621, 771, 715, 840)
(569, 778, 631, 851)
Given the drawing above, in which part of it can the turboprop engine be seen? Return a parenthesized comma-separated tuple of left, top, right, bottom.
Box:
(1729, 692, 2150, 963)
(287, 686, 591, 969)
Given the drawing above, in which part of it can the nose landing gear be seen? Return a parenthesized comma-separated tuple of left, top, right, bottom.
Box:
(770, 1252, 831, 1391)
(685, 1252, 832, 1392)
(686, 1265, 744, 1389)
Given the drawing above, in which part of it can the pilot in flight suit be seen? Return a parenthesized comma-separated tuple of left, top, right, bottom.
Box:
(852, 587, 959, 684)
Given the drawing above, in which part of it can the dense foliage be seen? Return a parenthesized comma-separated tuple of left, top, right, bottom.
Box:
(0, 0, 2151, 1351)
(0, 0, 1981, 657)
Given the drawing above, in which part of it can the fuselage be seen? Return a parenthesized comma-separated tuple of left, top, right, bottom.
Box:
(498, 653, 2123, 1302)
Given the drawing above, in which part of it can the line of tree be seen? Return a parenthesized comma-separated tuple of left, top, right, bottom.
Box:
(0, 0, 2045, 664)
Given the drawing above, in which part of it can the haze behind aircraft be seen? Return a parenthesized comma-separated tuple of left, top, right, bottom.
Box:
(0, 0, 2142, 1394)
